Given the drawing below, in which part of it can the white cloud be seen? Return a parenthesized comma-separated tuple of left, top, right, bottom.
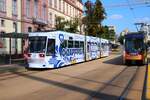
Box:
(135, 17, 150, 23)
(109, 14, 123, 20)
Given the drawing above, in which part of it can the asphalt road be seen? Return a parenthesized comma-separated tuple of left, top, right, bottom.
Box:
(0, 54, 146, 100)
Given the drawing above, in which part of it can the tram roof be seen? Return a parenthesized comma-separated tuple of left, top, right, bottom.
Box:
(125, 32, 145, 39)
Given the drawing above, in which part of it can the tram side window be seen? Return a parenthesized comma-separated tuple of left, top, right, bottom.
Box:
(68, 40, 73, 48)
(60, 40, 67, 48)
(95, 43, 98, 51)
(104, 43, 108, 51)
(46, 39, 55, 56)
(87, 42, 91, 52)
(101, 43, 104, 49)
(75, 41, 79, 48)
(80, 41, 84, 48)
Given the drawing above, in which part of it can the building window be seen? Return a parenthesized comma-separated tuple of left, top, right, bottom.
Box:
(68, 4, 70, 15)
(34, 0, 38, 18)
(1, 19, 5, 27)
(59, 0, 62, 11)
(63, 1, 65, 13)
(28, 27, 32, 32)
(73, 7, 75, 17)
(70, 5, 72, 16)
(64, 2, 66, 14)
(13, 22, 17, 32)
(42, 5, 46, 20)
(72, 7, 74, 17)
(0, 0, 6, 12)
(12, 0, 17, 15)
(54, 0, 57, 9)
(26, 0, 30, 17)
(70, 6, 72, 17)
(49, 12, 52, 24)
(66, 3, 68, 14)
(13, 22, 17, 29)
(54, 15, 57, 25)
(49, 0, 52, 7)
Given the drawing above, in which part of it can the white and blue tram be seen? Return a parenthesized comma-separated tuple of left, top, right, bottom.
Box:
(28, 31, 109, 68)
(100, 38, 109, 57)
(86, 36, 100, 61)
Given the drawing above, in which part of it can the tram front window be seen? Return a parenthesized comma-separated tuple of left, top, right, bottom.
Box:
(125, 39, 144, 53)
(29, 36, 47, 53)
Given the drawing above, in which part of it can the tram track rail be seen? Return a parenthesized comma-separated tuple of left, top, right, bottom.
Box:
(87, 65, 141, 100)
(119, 66, 140, 100)
(0, 54, 146, 100)
(0, 56, 119, 81)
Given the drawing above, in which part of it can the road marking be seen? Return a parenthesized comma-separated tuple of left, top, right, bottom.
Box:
(146, 65, 150, 99)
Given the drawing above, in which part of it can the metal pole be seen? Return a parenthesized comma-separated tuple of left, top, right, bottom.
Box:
(84, 25, 87, 61)
(15, 23, 18, 54)
(100, 34, 101, 58)
(9, 37, 11, 64)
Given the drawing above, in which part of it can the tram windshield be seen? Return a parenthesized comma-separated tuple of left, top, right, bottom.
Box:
(29, 36, 47, 53)
(125, 38, 144, 53)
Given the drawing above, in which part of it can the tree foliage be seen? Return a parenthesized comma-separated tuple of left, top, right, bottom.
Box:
(118, 35, 124, 45)
(100, 26, 116, 41)
(55, 16, 80, 33)
(84, 0, 106, 36)
(93, 0, 106, 24)
(65, 18, 80, 33)
(55, 16, 66, 31)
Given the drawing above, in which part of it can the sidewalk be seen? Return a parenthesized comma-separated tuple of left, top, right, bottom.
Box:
(0, 64, 27, 74)
(145, 54, 150, 99)
(110, 51, 121, 55)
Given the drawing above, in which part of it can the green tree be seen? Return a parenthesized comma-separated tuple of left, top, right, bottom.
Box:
(55, 16, 80, 33)
(55, 16, 66, 31)
(101, 26, 108, 39)
(93, 0, 106, 37)
(84, 0, 106, 37)
(118, 35, 124, 45)
(93, 0, 106, 23)
(109, 29, 116, 40)
(100, 26, 116, 41)
(65, 18, 80, 33)
(84, 0, 94, 35)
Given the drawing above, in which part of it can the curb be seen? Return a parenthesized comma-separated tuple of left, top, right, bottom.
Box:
(0, 64, 26, 74)
(146, 64, 150, 99)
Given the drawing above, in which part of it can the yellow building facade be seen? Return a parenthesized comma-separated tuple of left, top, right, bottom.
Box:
(0, 0, 22, 54)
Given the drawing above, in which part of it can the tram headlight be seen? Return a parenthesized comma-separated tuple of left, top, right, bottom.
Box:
(39, 53, 45, 58)
(28, 53, 31, 57)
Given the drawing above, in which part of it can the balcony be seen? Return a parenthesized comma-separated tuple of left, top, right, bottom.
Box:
(32, 18, 48, 26)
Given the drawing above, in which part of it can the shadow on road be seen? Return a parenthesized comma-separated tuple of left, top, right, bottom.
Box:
(11, 71, 123, 100)
(103, 56, 123, 65)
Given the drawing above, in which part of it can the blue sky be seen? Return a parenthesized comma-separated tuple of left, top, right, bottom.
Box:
(82, 0, 150, 35)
